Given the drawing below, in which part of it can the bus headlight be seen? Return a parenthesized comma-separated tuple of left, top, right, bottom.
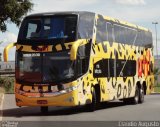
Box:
(15, 88, 25, 95)
(59, 85, 78, 94)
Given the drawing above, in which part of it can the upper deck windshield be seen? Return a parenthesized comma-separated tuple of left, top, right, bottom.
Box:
(18, 15, 77, 42)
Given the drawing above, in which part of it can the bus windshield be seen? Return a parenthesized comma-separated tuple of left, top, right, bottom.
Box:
(18, 15, 77, 42)
(16, 52, 75, 83)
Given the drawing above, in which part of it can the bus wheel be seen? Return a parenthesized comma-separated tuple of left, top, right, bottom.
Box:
(139, 86, 144, 103)
(41, 106, 48, 113)
(86, 88, 97, 112)
(131, 85, 139, 104)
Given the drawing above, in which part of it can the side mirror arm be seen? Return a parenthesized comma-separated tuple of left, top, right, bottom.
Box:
(3, 42, 17, 62)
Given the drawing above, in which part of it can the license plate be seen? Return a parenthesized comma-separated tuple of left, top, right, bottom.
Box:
(37, 100, 48, 104)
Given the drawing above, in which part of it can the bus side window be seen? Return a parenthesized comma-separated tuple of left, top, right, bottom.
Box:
(135, 30, 153, 48)
(135, 30, 143, 46)
(77, 56, 88, 76)
(78, 13, 95, 39)
(114, 25, 120, 43)
(96, 15, 108, 43)
(76, 43, 91, 76)
(114, 25, 126, 44)
(125, 28, 137, 45)
(107, 23, 113, 43)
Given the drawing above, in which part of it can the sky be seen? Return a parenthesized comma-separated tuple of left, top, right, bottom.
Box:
(0, 0, 160, 61)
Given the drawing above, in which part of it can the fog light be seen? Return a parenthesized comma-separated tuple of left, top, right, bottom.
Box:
(65, 97, 74, 102)
(16, 98, 22, 103)
(69, 97, 74, 102)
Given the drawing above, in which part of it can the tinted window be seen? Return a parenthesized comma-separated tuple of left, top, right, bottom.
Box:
(126, 28, 137, 44)
(114, 25, 127, 43)
(18, 15, 77, 42)
(16, 52, 75, 83)
(136, 31, 143, 46)
(114, 25, 137, 45)
(93, 59, 136, 78)
(78, 13, 95, 39)
(107, 23, 113, 42)
(144, 31, 153, 47)
(128, 29, 152, 47)
(96, 15, 108, 43)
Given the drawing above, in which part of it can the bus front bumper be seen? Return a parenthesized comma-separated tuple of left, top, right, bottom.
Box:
(15, 89, 79, 107)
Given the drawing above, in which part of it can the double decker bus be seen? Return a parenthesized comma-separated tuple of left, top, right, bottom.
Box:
(4, 11, 154, 113)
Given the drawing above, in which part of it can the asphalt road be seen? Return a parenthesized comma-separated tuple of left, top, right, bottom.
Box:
(1, 94, 160, 127)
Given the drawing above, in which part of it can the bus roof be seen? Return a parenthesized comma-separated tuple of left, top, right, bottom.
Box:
(104, 16, 150, 32)
(26, 11, 95, 18)
(26, 11, 150, 32)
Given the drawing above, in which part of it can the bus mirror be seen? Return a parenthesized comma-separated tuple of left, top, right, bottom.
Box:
(70, 40, 83, 60)
(3, 42, 17, 62)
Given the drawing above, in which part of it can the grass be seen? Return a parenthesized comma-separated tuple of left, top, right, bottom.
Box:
(0, 87, 5, 93)
(154, 83, 160, 93)
(0, 77, 14, 93)
(154, 86, 160, 93)
(0, 77, 14, 106)
(154, 87, 160, 93)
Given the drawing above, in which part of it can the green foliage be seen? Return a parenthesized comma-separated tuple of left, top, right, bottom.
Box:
(0, 77, 14, 93)
(0, 41, 3, 45)
(154, 83, 160, 93)
(153, 67, 160, 81)
(153, 67, 160, 75)
(0, 53, 2, 61)
(0, 0, 33, 32)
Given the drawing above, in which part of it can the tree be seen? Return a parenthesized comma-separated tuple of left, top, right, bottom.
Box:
(0, 41, 3, 45)
(0, 0, 33, 32)
(0, 41, 3, 61)
(153, 67, 160, 86)
(0, 53, 2, 61)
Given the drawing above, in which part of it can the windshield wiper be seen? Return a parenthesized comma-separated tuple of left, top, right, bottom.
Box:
(26, 36, 41, 39)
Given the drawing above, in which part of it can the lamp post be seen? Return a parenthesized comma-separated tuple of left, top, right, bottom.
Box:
(152, 22, 158, 59)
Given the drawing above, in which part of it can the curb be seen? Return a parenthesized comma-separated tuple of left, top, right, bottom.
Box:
(0, 93, 4, 121)
(150, 92, 160, 95)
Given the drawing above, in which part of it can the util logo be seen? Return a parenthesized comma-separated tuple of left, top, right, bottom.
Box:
(138, 50, 151, 77)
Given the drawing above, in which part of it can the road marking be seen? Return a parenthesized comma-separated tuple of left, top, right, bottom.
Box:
(0, 94, 4, 121)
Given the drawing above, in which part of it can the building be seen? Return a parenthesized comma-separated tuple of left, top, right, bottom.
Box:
(0, 61, 15, 71)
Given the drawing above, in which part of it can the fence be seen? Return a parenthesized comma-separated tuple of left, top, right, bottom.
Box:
(0, 70, 15, 77)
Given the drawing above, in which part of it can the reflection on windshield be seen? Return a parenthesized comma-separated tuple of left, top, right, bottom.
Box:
(20, 16, 77, 42)
(16, 52, 75, 83)
(43, 54, 74, 82)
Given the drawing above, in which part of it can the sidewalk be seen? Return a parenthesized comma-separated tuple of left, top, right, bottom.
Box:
(0, 87, 4, 121)
(0, 87, 4, 104)
(0, 93, 4, 106)
(0, 93, 4, 121)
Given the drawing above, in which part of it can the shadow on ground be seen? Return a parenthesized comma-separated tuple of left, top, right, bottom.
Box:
(1, 101, 133, 118)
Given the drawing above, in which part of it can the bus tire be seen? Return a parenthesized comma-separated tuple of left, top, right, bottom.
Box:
(86, 88, 97, 112)
(139, 85, 144, 103)
(41, 106, 48, 113)
(131, 85, 139, 104)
